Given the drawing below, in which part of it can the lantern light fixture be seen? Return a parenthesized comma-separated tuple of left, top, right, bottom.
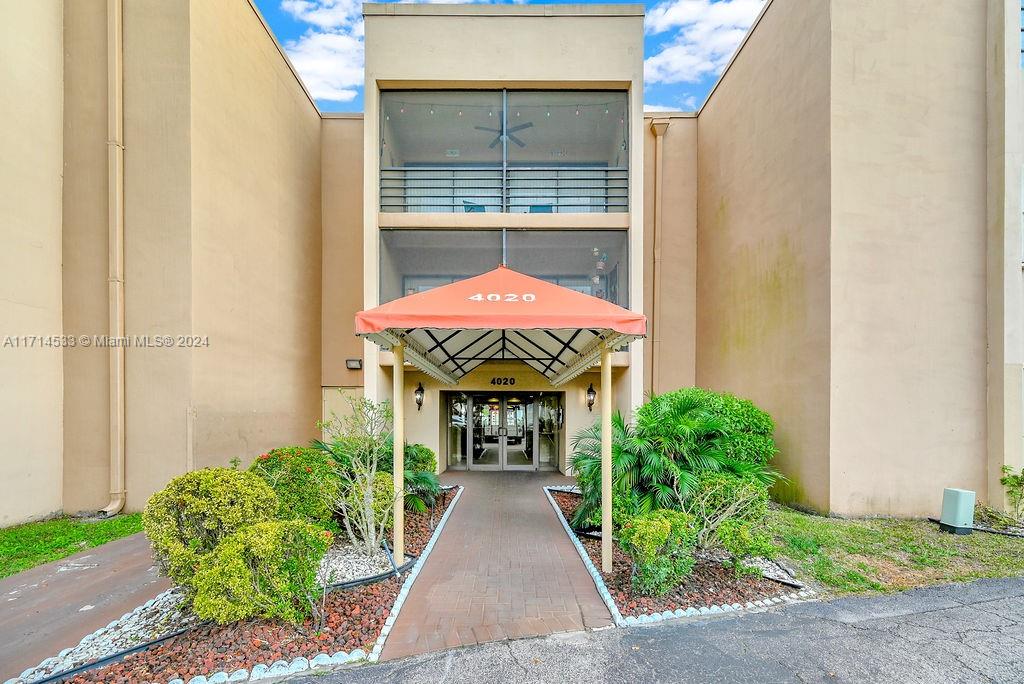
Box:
(586, 383, 597, 412)
(414, 382, 425, 411)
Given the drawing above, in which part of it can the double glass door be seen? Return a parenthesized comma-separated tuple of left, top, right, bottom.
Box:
(446, 393, 561, 471)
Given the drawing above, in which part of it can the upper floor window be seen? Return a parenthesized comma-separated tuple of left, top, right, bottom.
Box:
(379, 229, 628, 308)
(380, 90, 628, 214)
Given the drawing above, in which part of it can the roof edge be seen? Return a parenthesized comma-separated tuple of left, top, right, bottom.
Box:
(363, 3, 645, 18)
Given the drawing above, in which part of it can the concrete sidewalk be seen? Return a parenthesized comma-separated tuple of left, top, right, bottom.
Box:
(0, 532, 169, 680)
(308, 576, 1024, 683)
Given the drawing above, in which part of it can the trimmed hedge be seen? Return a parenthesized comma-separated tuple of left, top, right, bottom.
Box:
(191, 519, 331, 624)
(142, 468, 278, 588)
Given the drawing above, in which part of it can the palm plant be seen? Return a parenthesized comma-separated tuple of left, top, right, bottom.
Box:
(569, 392, 779, 529)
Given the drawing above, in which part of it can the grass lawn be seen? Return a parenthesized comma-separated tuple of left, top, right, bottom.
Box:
(0, 514, 143, 580)
(767, 506, 1024, 594)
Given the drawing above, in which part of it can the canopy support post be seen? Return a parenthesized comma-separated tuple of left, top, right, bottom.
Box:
(600, 345, 613, 573)
(392, 344, 405, 562)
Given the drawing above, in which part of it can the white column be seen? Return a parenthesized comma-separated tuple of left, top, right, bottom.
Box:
(392, 344, 405, 560)
(601, 345, 613, 573)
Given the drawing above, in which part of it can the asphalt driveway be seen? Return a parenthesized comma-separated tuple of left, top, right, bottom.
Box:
(298, 576, 1024, 683)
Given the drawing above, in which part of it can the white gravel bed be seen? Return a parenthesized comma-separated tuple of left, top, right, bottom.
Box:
(318, 544, 396, 586)
(15, 588, 198, 683)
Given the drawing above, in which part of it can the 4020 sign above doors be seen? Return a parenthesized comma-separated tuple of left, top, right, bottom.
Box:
(467, 293, 536, 302)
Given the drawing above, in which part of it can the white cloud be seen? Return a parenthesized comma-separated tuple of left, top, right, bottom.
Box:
(279, 0, 504, 104)
(643, 103, 674, 112)
(644, 0, 764, 85)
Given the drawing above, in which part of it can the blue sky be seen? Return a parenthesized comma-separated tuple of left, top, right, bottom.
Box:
(252, 0, 765, 113)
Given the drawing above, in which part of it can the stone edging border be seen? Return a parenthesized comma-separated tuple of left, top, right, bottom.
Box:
(366, 484, 464, 663)
(10, 486, 466, 684)
(542, 486, 817, 630)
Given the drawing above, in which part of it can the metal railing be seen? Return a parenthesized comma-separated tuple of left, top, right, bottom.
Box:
(379, 166, 629, 213)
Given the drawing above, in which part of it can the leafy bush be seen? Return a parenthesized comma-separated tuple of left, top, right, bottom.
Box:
(716, 519, 776, 577)
(142, 468, 278, 587)
(1000, 465, 1024, 521)
(683, 470, 770, 548)
(403, 443, 437, 474)
(570, 388, 779, 529)
(248, 447, 342, 533)
(191, 520, 331, 624)
(641, 388, 777, 465)
(618, 509, 697, 596)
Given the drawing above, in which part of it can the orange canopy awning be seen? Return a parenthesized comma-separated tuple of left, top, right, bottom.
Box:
(355, 265, 646, 385)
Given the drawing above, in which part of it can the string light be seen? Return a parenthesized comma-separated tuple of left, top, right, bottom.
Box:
(429, 107, 434, 115)
(575, 106, 580, 116)
(458, 110, 463, 116)
(399, 107, 405, 114)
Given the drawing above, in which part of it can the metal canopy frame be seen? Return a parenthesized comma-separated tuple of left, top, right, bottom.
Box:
(363, 326, 635, 387)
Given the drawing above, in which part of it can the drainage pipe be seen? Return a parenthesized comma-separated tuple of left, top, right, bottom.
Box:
(102, 0, 126, 516)
(648, 119, 670, 395)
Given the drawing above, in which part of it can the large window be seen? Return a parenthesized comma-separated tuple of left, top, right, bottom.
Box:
(379, 230, 501, 303)
(379, 90, 628, 214)
(506, 230, 628, 307)
(379, 229, 628, 307)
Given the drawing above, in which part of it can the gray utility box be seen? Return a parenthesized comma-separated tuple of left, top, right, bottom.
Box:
(939, 488, 975, 535)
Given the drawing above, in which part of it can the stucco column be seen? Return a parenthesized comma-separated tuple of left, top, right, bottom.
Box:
(649, 119, 669, 395)
(601, 345, 613, 572)
(392, 343, 405, 560)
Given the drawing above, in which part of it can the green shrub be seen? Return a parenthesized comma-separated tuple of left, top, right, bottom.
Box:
(570, 388, 779, 529)
(642, 388, 777, 465)
(618, 509, 697, 596)
(248, 447, 342, 533)
(683, 470, 770, 548)
(191, 520, 331, 624)
(1000, 465, 1024, 521)
(403, 443, 437, 474)
(142, 468, 278, 587)
(716, 519, 776, 577)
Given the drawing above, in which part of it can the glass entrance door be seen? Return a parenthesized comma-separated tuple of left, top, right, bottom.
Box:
(501, 395, 535, 470)
(456, 392, 559, 471)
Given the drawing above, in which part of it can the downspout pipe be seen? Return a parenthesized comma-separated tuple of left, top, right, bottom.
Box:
(102, 0, 126, 516)
(648, 119, 670, 395)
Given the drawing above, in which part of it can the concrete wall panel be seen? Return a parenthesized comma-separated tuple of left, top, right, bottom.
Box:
(0, 0, 64, 525)
(696, 0, 833, 511)
(828, 0, 989, 515)
(188, 0, 323, 469)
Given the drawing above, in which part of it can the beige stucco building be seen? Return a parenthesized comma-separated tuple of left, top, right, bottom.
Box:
(1, 0, 1021, 526)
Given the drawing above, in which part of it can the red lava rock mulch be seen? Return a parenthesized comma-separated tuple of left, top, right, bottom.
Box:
(70, 488, 459, 683)
(550, 489, 788, 618)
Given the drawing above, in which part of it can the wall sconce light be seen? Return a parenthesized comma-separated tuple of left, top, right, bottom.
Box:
(586, 383, 597, 412)
(414, 382, 425, 411)
(345, 359, 362, 370)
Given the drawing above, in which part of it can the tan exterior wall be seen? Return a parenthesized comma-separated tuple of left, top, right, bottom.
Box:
(322, 117, 365, 389)
(187, 0, 323, 472)
(0, 0, 64, 525)
(123, 0, 194, 511)
(828, 0, 990, 515)
(643, 114, 697, 396)
(696, 0, 833, 512)
(62, 0, 112, 514)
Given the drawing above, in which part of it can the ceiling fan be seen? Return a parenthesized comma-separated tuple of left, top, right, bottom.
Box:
(474, 121, 534, 149)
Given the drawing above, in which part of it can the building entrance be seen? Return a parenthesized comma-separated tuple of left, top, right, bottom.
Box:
(446, 392, 561, 471)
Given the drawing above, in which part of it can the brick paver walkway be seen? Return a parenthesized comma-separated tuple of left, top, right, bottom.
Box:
(381, 471, 612, 660)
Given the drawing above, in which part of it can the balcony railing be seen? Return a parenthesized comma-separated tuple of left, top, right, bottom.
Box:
(379, 166, 628, 213)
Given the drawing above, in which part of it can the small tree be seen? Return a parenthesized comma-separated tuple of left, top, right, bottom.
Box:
(316, 396, 396, 557)
(1001, 465, 1024, 522)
